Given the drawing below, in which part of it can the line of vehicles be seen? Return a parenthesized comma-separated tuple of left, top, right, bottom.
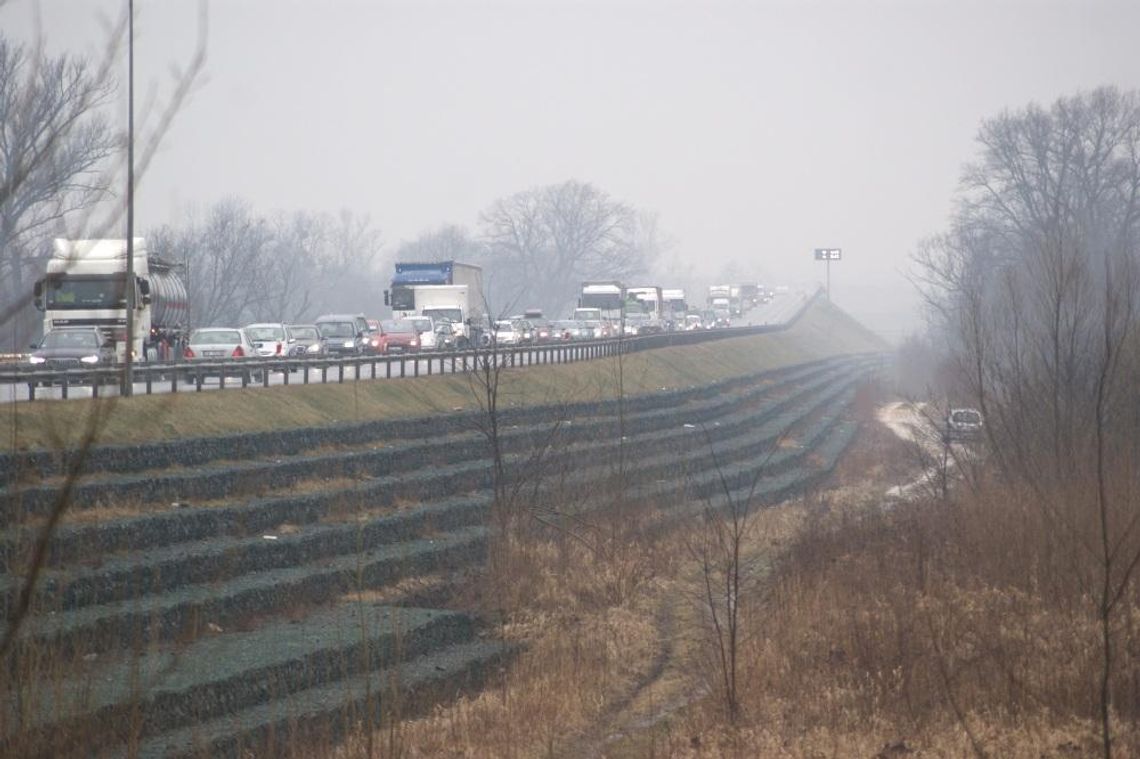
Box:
(24, 238, 787, 380)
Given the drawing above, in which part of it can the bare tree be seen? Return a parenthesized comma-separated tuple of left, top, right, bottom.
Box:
(479, 179, 657, 317)
(149, 202, 385, 325)
(0, 2, 207, 661)
(149, 197, 272, 327)
(394, 223, 483, 264)
(0, 31, 118, 348)
(913, 86, 1140, 757)
(314, 208, 385, 316)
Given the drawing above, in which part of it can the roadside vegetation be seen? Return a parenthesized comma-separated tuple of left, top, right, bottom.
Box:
(324, 87, 1140, 759)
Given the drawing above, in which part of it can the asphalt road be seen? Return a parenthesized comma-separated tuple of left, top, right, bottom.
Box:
(0, 290, 813, 404)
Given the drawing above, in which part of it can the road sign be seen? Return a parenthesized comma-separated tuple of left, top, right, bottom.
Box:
(814, 248, 842, 300)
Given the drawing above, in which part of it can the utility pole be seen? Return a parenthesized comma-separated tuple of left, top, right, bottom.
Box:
(122, 0, 136, 396)
(813, 248, 842, 300)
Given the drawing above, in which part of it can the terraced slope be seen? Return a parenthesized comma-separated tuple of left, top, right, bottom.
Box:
(1, 352, 880, 758)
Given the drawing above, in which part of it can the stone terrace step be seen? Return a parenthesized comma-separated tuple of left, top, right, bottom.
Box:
(9, 604, 477, 758)
(22, 525, 488, 658)
(0, 356, 854, 483)
(11, 367, 865, 619)
(133, 638, 513, 759)
(18, 379, 862, 658)
(0, 357, 851, 523)
(2, 359, 864, 569)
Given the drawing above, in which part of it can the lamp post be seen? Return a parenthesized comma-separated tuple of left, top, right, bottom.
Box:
(122, 0, 136, 396)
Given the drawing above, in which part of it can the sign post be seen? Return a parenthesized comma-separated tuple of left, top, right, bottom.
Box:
(813, 248, 842, 300)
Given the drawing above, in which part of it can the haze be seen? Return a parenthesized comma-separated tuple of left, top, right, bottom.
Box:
(8, 0, 1139, 340)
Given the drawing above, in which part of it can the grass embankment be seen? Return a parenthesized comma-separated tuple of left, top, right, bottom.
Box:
(1, 298, 885, 451)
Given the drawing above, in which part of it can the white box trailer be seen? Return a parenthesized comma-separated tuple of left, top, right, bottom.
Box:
(386, 261, 486, 347)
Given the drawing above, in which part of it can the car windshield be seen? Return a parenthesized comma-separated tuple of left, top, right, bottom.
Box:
(381, 320, 414, 333)
(41, 330, 100, 349)
(246, 326, 284, 341)
(407, 318, 432, 333)
(191, 330, 241, 346)
(423, 308, 462, 324)
(288, 326, 319, 341)
(318, 322, 355, 338)
(495, 321, 514, 330)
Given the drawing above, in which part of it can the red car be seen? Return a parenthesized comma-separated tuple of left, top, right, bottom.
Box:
(376, 319, 421, 354)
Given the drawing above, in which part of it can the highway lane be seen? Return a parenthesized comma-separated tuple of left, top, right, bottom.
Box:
(0, 290, 815, 404)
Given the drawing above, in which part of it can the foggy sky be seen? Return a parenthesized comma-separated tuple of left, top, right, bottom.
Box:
(8, 0, 1140, 340)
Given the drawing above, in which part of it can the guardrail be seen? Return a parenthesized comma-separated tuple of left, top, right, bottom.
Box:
(2, 290, 821, 401)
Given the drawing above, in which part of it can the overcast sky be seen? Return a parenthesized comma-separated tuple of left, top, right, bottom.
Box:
(8, 0, 1140, 339)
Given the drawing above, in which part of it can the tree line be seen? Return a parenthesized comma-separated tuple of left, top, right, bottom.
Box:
(915, 85, 1140, 757)
(0, 26, 659, 348)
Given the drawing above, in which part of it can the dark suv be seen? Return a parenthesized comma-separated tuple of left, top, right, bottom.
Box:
(315, 313, 370, 355)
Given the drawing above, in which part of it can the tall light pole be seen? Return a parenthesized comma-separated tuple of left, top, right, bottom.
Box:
(122, 0, 136, 396)
(813, 248, 842, 300)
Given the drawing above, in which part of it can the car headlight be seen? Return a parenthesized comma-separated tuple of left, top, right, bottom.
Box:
(307, 343, 321, 353)
(80, 355, 101, 364)
(28, 355, 46, 364)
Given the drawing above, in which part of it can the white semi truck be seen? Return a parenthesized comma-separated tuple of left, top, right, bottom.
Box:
(707, 284, 732, 314)
(386, 261, 486, 348)
(576, 281, 624, 320)
(662, 288, 687, 317)
(625, 286, 664, 320)
(33, 238, 189, 363)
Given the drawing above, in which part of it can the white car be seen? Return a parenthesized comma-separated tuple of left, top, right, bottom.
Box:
(243, 322, 289, 357)
(493, 320, 522, 345)
(407, 316, 437, 351)
(183, 328, 263, 382)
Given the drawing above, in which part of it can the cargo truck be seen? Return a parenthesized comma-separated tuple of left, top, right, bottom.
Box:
(33, 238, 189, 363)
(385, 261, 486, 348)
(625, 286, 663, 319)
(707, 284, 732, 313)
(662, 288, 687, 316)
(576, 281, 625, 337)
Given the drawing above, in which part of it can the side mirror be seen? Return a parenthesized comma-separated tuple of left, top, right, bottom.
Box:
(383, 290, 390, 306)
(138, 279, 152, 306)
(102, 338, 115, 349)
(29, 343, 37, 349)
(357, 330, 365, 338)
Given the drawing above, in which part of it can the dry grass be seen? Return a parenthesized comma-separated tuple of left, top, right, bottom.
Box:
(621, 412, 1140, 757)
(339, 572, 454, 606)
(325, 386, 1140, 758)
